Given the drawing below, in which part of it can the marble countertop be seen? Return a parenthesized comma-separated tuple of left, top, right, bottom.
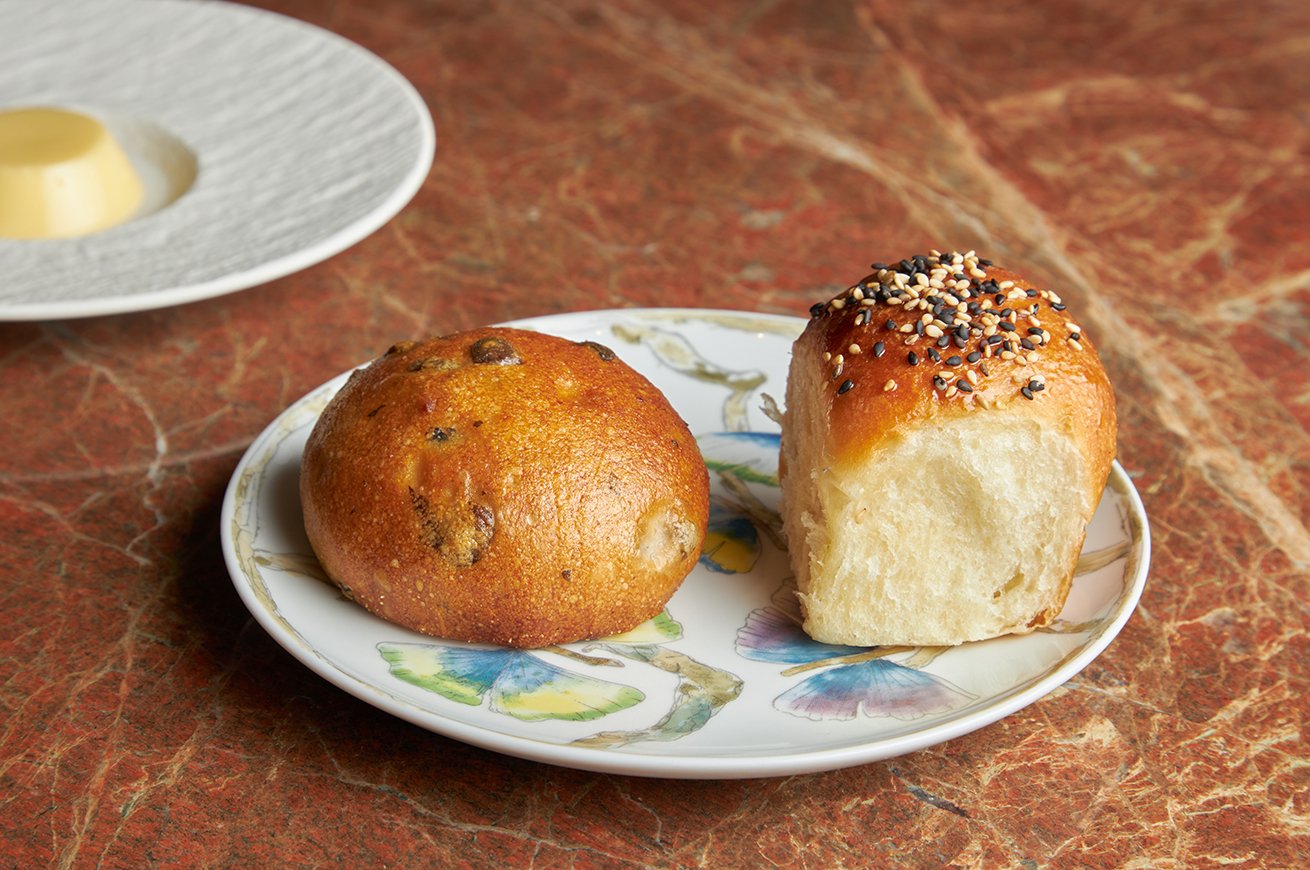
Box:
(3, 0, 1305, 865)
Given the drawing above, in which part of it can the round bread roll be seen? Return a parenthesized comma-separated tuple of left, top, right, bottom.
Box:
(301, 327, 709, 648)
(780, 251, 1117, 646)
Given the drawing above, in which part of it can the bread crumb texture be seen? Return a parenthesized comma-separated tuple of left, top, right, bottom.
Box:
(781, 251, 1117, 646)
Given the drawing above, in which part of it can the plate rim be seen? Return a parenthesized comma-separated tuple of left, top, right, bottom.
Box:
(0, 0, 436, 321)
(220, 306, 1151, 779)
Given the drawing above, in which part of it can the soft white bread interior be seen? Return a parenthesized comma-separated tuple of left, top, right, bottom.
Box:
(780, 251, 1117, 647)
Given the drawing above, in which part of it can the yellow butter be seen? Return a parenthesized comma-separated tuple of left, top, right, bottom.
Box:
(0, 107, 144, 239)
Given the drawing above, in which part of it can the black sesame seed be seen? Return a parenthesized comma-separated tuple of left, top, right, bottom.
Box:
(928, 347, 942, 362)
(1027, 327, 1043, 336)
(952, 335, 967, 348)
(1020, 338, 1035, 351)
(1052, 302, 1067, 311)
(1031, 381, 1046, 392)
(979, 258, 993, 267)
(998, 321, 1016, 332)
(1026, 288, 1038, 297)
(810, 303, 826, 318)
(908, 351, 920, 366)
(871, 262, 888, 270)
(994, 293, 1006, 305)
(1071, 332, 1082, 341)
(914, 319, 925, 335)
(937, 335, 950, 348)
(945, 355, 963, 366)
(966, 351, 981, 363)
(837, 379, 855, 395)
(956, 380, 973, 393)
(873, 341, 886, 358)
(1021, 386, 1034, 400)
(885, 319, 897, 330)
(933, 376, 947, 390)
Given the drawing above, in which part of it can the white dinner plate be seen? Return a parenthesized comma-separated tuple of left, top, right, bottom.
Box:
(0, 0, 434, 320)
(221, 309, 1150, 779)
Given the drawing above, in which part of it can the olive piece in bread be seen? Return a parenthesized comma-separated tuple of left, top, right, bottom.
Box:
(780, 251, 1117, 646)
(300, 327, 710, 648)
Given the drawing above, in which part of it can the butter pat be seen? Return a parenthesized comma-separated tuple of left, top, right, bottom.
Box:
(0, 107, 144, 239)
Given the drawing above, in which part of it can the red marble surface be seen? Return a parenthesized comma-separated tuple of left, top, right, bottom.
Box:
(2, 0, 1307, 865)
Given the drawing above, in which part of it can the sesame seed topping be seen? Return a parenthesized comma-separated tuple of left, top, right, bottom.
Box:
(884, 379, 897, 392)
(810, 251, 1090, 404)
(838, 379, 855, 395)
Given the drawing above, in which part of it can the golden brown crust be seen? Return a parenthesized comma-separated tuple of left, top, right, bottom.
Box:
(797, 259, 1116, 514)
(784, 251, 1117, 635)
(300, 327, 709, 648)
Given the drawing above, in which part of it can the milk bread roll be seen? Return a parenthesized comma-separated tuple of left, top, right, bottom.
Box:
(780, 251, 1116, 646)
(301, 327, 710, 648)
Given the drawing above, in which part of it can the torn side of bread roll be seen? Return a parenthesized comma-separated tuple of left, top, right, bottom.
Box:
(780, 251, 1117, 647)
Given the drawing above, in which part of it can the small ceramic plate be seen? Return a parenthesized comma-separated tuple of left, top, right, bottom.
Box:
(0, 0, 434, 320)
(221, 309, 1150, 779)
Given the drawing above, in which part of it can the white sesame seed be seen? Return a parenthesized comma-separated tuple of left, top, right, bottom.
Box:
(924, 324, 944, 338)
(946, 385, 959, 398)
(1067, 338, 1083, 351)
(883, 379, 897, 392)
(899, 323, 914, 333)
(849, 343, 862, 355)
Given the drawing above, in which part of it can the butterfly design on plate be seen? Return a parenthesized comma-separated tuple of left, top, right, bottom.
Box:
(735, 605, 976, 721)
(378, 612, 684, 723)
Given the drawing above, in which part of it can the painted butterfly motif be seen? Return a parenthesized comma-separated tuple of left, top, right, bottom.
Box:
(379, 612, 692, 723)
(735, 606, 975, 721)
(697, 431, 785, 575)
